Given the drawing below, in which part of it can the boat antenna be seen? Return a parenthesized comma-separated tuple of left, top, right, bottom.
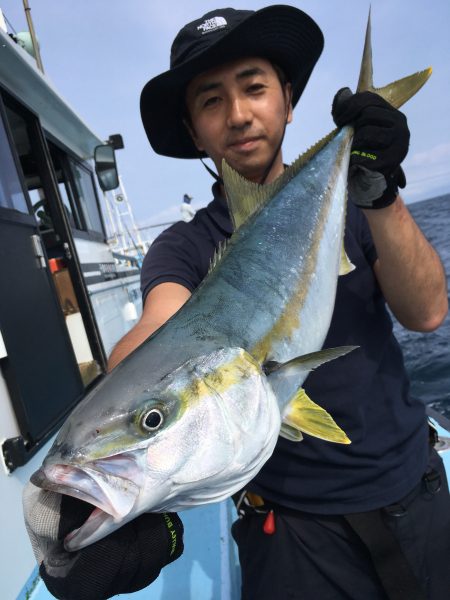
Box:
(22, 0, 44, 73)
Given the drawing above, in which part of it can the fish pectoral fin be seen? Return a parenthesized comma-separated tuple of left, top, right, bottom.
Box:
(279, 422, 303, 442)
(264, 346, 358, 376)
(340, 242, 355, 275)
(283, 388, 351, 444)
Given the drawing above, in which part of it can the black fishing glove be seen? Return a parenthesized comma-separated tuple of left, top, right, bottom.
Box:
(332, 87, 410, 209)
(23, 482, 183, 600)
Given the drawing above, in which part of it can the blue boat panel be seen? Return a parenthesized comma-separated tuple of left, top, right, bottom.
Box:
(432, 420, 450, 473)
(16, 567, 40, 600)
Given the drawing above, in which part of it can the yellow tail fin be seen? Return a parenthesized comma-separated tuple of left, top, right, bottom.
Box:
(357, 9, 432, 106)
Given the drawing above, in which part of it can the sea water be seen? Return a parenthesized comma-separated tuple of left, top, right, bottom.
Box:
(393, 194, 450, 418)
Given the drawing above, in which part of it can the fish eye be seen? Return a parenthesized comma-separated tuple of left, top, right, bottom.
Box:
(142, 408, 164, 432)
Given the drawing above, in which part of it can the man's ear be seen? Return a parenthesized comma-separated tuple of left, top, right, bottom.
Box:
(183, 118, 204, 152)
(284, 83, 293, 125)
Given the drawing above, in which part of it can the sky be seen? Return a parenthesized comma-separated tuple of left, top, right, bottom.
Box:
(1, 0, 450, 236)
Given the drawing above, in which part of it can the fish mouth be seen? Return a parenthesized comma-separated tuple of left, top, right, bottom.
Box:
(31, 453, 143, 551)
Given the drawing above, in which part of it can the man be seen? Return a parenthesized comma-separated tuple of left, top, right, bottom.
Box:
(25, 6, 449, 599)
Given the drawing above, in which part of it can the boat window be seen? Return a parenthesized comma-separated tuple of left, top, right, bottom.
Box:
(3, 103, 53, 229)
(47, 143, 83, 230)
(0, 109, 30, 214)
(58, 178, 77, 229)
(68, 157, 104, 236)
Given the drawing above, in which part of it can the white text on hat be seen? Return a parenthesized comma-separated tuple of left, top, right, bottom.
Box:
(197, 17, 227, 35)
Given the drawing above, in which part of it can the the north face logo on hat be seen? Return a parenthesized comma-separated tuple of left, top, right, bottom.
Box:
(197, 16, 227, 34)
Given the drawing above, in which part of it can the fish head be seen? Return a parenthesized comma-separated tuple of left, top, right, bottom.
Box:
(32, 347, 280, 550)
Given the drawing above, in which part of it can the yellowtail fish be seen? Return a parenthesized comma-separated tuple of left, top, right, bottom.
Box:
(30, 13, 431, 551)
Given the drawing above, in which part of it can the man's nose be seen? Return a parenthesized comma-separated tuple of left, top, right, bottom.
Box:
(226, 97, 252, 128)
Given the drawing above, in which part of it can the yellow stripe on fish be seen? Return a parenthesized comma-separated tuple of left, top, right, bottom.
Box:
(250, 155, 349, 363)
(179, 350, 262, 405)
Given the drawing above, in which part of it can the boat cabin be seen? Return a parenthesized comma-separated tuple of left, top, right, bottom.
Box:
(0, 25, 141, 471)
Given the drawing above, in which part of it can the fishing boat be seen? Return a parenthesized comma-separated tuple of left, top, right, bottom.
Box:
(1, 6, 449, 600)
(0, 9, 138, 599)
(0, 6, 242, 599)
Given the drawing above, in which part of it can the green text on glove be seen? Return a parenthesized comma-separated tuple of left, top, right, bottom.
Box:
(163, 513, 179, 557)
(351, 150, 377, 160)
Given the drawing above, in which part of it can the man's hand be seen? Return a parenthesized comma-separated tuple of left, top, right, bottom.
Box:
(332, 88, 410, 209)
(23, 482, 183, 600)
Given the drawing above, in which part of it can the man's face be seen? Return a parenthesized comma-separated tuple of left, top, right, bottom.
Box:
(185, 57, 293, 184)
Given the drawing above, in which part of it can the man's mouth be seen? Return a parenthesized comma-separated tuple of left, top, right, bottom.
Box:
(228, 136, 263, 152)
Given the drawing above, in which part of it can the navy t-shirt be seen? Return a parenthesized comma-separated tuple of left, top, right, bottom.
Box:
(141, 184, 429, 514)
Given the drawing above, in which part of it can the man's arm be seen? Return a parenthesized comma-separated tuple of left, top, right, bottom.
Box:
(108, 282, 192, 371)
(331, 89, 448, 332)
(366, 196, 448, 332)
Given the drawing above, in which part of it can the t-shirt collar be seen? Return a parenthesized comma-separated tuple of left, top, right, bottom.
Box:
(205, 182, 233, 235)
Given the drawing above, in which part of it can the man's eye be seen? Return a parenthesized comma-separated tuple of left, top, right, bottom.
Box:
(203, 96, 220, 108)
(248, 84, 265, 94)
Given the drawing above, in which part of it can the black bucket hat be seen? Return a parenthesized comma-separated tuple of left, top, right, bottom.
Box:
(140, 5, 324, 159)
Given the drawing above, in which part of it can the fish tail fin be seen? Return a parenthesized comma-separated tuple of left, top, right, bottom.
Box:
(357, 9, 432, 108)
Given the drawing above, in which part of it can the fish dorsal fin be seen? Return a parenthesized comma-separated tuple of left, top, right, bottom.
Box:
(283, 387, 351, 444)
(222, 128, 338, 232)
(222, 161, 271, 231)
(208, 239, 229, 275)
(357, 9, 432, 107)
